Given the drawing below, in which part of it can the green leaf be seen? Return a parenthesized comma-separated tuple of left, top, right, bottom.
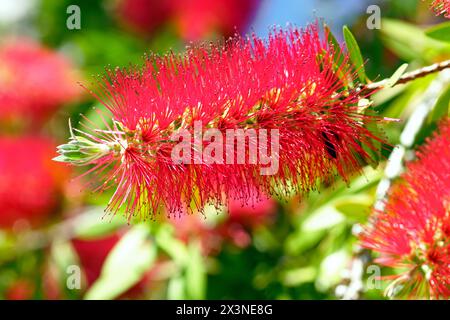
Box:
(51, 241, 78, 272)
(51, 240, 82, 299)
(380, 19, 450, 63)
(84, 225, 156, 300)
(325, 25, 350, 88)
(281, 267, 317, 287)
(429, 85, 450, 123)
(155, 224, 189, 266)
(285, 229, 326, 255)
(381, 75, 435, 119)
(73, 207, 126, 239)
(385, 63, 409, 88)
(343, 25, 368, 83)
(316, 250, 350, 291)
(345, 166, 382, 194)
(333, 194, 373, 222)
(301, 206, 345, 232)
(167, 276, 186, 300)
(185, 240, 206, 300)
(325, 25, 344, 66)
(362, 117, 382, 169)
(425, 21, 450, 43)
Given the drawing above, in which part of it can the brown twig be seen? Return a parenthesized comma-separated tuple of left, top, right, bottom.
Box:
(361, 59, 450, 92)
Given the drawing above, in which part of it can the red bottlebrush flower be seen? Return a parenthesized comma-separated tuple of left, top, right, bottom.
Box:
(0, 136, 69, 228)
(171, 0, 260, 41)
(0, 39, 81, 127)
(360, 118, 450, 299)
(429, 0, 450, 17)
(115, 0, 172, 35)
(55, 24, 383, 221)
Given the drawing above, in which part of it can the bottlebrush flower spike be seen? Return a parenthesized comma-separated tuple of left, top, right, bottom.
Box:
(429, 0, 450, 17)
(55, 24, 384, 220)
(360, 118, 450, 299)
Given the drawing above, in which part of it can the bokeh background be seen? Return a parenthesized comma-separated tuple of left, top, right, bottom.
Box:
(0, 0, 448, 300)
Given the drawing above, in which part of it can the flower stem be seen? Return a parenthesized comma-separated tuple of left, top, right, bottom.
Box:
(363, 59, 450, 91)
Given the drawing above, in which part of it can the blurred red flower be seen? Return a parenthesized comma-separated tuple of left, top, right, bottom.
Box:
(173, 194, 276, 251)
(71, 232, 158, 298)
(5, 279, 35, 300)
(171, 0, 260, 41)
(0, 136, 69, 228)
(227, 195, 276, 228)
(115, 0, 259, 41)
(172, 213, 223, 255)
(72, 233, 122, 286)
(360, 118, 450, 299)
(0, 39, 81, 128)
(220, 195, 277, 248)
(115, 0, 172, 35)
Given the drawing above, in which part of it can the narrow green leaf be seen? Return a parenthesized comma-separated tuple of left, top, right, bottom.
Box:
(317, 250, 350, 291)
(324, 24, 350, 88)
(425, 21, 450, 43)
(281, 267, 317, 287)
(52, 240, 82, 299)
(51, 241, 79, 277)
(301, 206, 345, 232)
(167, 276, 186, 300)
(84, 225, 156, 300)
(429, 85, 450, 123)
(285, 229, 326, 256)
(325, 25, 344, 66)
(333, 194, 373, 222)
(155, 225, 189, 266)
(380, 19, 450, 63)
(385, 63, 408, 88)
(362, 119, 382, 169)
(185, 240, 206, 300)
(343, 25, 368, 83)
(73, 207, 125, 239)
